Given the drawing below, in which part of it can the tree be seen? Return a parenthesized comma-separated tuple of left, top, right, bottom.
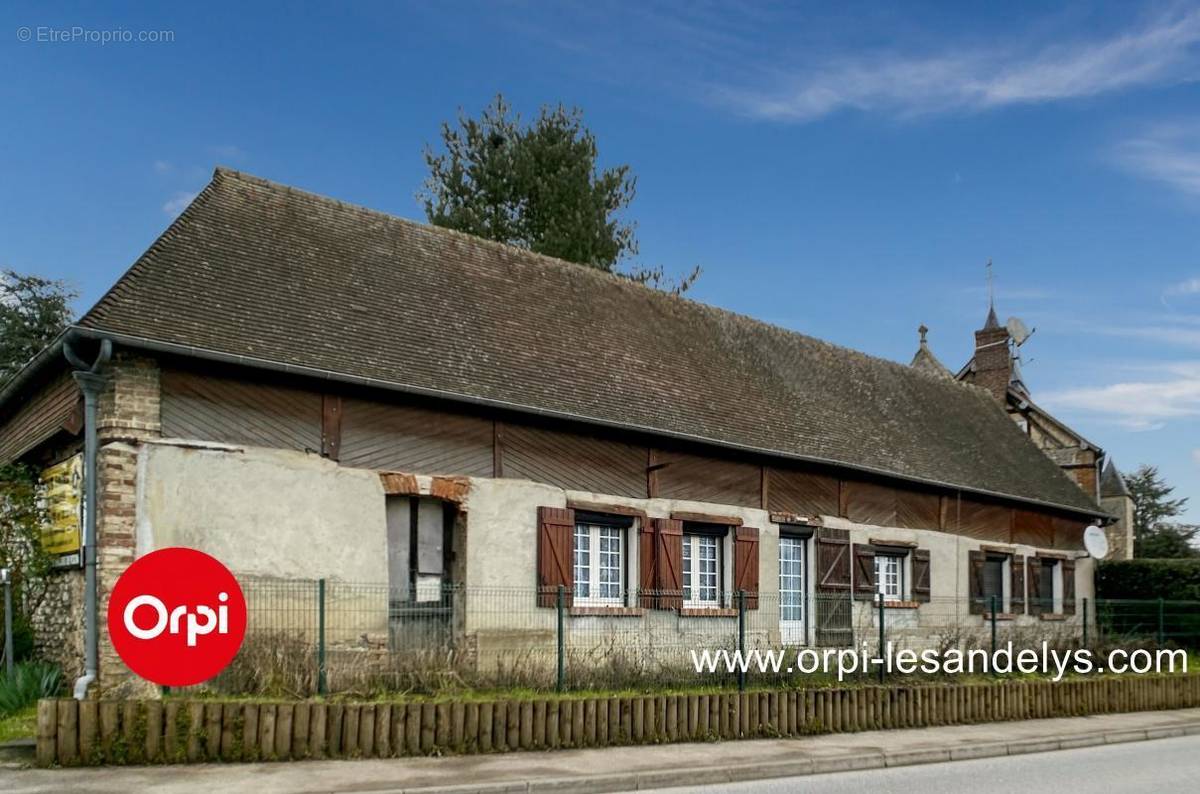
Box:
(1125, 465, 1199, 559)
(420, 95, 699, 294)
(0, 269, 75, 387)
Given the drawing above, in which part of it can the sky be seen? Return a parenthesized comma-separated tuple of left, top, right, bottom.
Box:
(2, 1, 1199, 523)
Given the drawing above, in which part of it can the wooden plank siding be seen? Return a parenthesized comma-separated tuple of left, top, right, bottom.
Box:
(153, 367, 1093, 546)
(161, 370, 322, 452)
(502, 423, 646, 498)
(654, 450, 760, 507)
(0, 372, 80, 464)
(339, 397, 492, 477)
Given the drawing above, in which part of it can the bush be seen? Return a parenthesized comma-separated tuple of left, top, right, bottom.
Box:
(1097, 559, 1200, 601)
(0, 661, 62, 717)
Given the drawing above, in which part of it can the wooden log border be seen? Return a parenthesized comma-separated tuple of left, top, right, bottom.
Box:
(35, 674, 1200, 767)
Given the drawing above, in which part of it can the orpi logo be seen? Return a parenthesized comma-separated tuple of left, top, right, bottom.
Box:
(107, 547, 247, 687)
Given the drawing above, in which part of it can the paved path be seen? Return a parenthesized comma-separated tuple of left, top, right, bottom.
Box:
(3, 708, 1199, 794)
(640, 733, 1200, 793)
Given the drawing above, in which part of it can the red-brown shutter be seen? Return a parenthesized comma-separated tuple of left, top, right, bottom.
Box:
(1062, 559, 1076, 615)
(815, 527, 851, 593)
(968, 550, 985, 614)
(734, 527, 760, 609)
(638, 521, 657, 608)
(654, 518, 683, 609)
(852, 544, 876, 601)
(1011, 555, 1026, 614)
(912, 549, 931, 603)
(1028, 557, 1044, 616)
(536, 507, 575, 607)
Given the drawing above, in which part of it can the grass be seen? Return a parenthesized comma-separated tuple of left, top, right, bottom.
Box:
(0, 705, 37, 743)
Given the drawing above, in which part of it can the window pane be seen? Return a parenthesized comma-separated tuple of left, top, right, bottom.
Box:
(875, 555, 901, 600)
(573, 524, 590, 599)
(982, 556, 1005, 604)
(698, 535, 718, 603)
(598, 526, 622, 600)
(780, 537, 804, 622)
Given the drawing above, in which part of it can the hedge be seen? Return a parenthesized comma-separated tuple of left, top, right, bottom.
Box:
(1097, 559, 1200, 601)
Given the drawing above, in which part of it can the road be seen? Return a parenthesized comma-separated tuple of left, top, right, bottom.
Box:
(632, 734, 1200, 794)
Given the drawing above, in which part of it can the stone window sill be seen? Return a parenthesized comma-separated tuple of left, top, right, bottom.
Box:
(882, 600, 921, 610)
(1039, 613, 1068, 621)
(679, 608, 738, 618)
(982, 613, 1018, 621)
(569, 606, 645, 617)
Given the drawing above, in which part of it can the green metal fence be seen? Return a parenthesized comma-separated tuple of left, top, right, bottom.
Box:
(180, 577, 1199, 698)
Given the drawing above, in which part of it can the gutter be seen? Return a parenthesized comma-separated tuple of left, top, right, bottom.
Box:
(65, 325, 1109, 522)
(63, 333, 111, 700)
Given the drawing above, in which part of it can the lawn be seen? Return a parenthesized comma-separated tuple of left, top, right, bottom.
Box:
(0, 705, 37, 743)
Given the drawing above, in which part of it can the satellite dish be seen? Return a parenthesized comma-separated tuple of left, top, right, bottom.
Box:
(1006, 316, 1033, 346)
(1083, 525, 1109, 559)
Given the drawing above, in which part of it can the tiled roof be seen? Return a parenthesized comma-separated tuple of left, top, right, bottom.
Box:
(79, 168, 1102, 516)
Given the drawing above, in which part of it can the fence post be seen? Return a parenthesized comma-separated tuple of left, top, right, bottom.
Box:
(737, 589, 747, 693)
(317, 578, 327, 696)
(1157, 598, 1165, 645)
(2, 569, 12, 676)
(556, 584, 565, 693)
(1081, 597, 1088, 648)
(877, 595, 885, 684)
(990, 594, 999, 658)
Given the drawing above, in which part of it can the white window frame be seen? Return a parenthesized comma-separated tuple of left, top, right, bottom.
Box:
(874, 553, 905, 602)
(779, 535, 808, 644)
(573, 521, 625, 606)
(682, 533, 722, 608)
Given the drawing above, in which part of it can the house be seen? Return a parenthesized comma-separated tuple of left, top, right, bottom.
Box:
(912, 302, 1135, 560)
(0, 169, 1110, 692)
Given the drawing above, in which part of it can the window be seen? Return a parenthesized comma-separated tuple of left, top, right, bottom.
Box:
(982, 553, 1007, 611)
(683, 533, 721, 607)
(1038, 558, 1062, 613)
(779, 535, 807, 642)
(573, 516, 627, 606)
(874, 554, 903, 601)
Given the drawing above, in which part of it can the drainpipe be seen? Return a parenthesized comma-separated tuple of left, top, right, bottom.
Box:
(63, 336, 111, 700)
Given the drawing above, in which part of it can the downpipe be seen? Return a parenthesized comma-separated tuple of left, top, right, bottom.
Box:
(64, 335, 111, 700)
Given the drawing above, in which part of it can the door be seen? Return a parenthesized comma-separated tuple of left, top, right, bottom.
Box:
(779, 535, 807, 644)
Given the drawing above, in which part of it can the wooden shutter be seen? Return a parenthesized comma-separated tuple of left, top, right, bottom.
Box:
(654, 518, 683, 610)
(536, 507, 575, 607)
(815, 528, 851, 593)
(1011, 555, 1026, 614)
(638, 522, 657, 608)
(1062, 559, 1076, 615)
(734, 527, 760, 609)
(852, 544, 876, 601)
(1028, 557, 1044, 616)
(912, 549, 931, 602)
(967, 550, 985, 614)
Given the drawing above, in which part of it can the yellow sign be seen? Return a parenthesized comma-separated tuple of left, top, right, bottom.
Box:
(40, 455, 83, 556)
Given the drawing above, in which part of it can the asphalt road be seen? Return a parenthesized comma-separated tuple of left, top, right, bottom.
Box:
(632, 734, 1200, 794)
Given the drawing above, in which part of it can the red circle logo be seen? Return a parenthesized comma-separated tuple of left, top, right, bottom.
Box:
(107, 547, 247, 687)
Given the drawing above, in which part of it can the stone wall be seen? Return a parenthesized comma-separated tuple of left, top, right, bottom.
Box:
(29, 569, 85, 678)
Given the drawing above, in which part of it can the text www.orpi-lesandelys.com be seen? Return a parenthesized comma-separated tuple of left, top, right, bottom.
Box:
(691, 643, 1188, 683)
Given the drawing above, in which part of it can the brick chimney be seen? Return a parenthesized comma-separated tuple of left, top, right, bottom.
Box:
(971, 304, 1013, 401)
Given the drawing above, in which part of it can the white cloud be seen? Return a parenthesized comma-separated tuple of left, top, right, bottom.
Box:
(1099, 324, 1200, 348)
(1193, 448, 1200, 465)
(153, 160, 173, 175)
(714, 8, 1200, 121)
(1166, 277, 1200, 297)
(1041, 362, 1200, 430)
(161, 191, 197, 217)
(211, 144, 245, 160)
(1114, 121, 1200, 198)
